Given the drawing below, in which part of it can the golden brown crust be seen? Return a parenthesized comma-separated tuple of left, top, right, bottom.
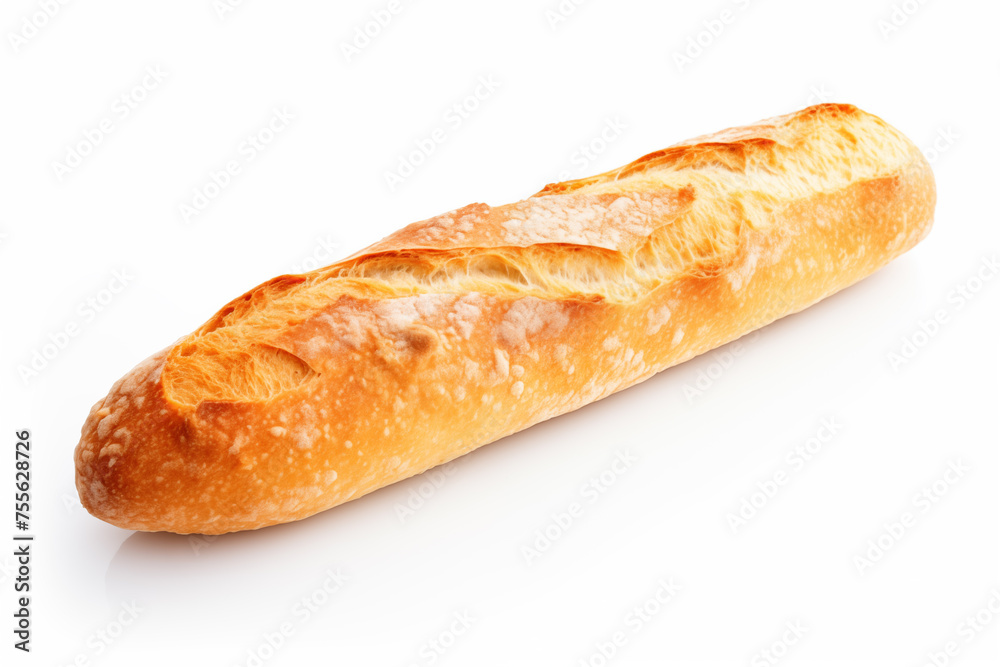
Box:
(74, 104, 936, 534)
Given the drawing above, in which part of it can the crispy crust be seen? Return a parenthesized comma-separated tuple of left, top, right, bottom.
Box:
(74, 104, 936, 534)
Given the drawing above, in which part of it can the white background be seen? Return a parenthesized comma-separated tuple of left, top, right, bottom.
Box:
(1, 1, 998, 666)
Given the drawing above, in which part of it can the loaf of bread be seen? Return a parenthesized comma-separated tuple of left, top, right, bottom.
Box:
(75, 104, 936, 534)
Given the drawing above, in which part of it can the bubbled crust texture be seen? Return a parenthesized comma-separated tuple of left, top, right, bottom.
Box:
(75, 104, 936, 534)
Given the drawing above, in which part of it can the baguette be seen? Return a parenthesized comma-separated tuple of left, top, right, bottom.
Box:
(75, 103, 936, 534)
